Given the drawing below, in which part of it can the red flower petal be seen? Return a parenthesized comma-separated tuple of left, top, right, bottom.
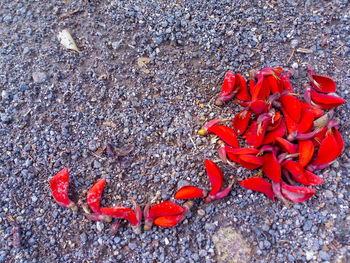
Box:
(280, 94, 302, 123)
(310, 89, 345, 109)
(262, 153, 281, 182)
(312, 134, 339, 165)
(333, 127, 344, 157)
(281, 181, 315, 203)
(307, 66, 336, 93)
(50, 167, 76, 209)
(235, 73, 251, 101)
(207, 125, 239, 148)
(298, 140, 314, 167)
(298, 108, 314, 133)
(275, 137, 298, 154)
(148, 201, 184, 219)
(233, 109, 252, 136)
(87, 178, 106, 214)
(205, 159, 224, 196)
(301, 102, 324, 118)
(312, 127, 327, 147)
(216, 71, 236, 105)
(153, 215, 183, 228)
(239, 154, 263, 169)
(249, 99, 268, 115)
(267, 75, 280, 94)
(243, 121, 266, 148)
(303, 170, 324, 186)
(282, 160, 309, 185)
(174, 186, 204, 199)
(100, 206, 138, 226)
(281, 107, 298, 135)
(239, 177, 275, 201)
(263, 119, 286, 145)
(224, 146, 260, 156)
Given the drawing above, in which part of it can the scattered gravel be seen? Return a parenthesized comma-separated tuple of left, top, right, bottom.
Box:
(0, 0, 349, 262)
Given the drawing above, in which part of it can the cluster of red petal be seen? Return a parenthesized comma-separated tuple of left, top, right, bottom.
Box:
(201, 66, 345, 203)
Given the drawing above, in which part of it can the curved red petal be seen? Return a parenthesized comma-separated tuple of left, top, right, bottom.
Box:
(235, 73, 251, 101)
(282, 160, 310, 185)
(239, 155, 263, 169)
(220, 70, 236, 97)
(298, 108, 314, 133)
(87, 178, 106, 214)
(281, 181, 315, 202)
(301, 102, 324, 118)
(262, 153, 281, 182)
(154, 215, 183, 228)
(50, 167, 72, 207)
(312, 134, 338, 165)
(174, 186, 204, 199)
(205, 159, 223, 196)
(310, 89, 345, 109)
(303, 170, 324, 186)
(275, 137, 298, 154)
(298, 140, 314, 167)
(239, 177, 274, 201)
(280, 95, 302, 123)
(263, 119, 286, 145)
(333, 128, 344, 157)
(233, 109, 252, 136)
(309, 74, 336, 93)
(149, 201, 184, 219)
(207, 125, 239, 148)
(249, 99, 268, 115)
(100, 206, 138, 225)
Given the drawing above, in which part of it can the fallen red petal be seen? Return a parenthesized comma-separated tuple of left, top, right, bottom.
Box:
(239, 177, 275, 201)
(207, 125, 239, 148)
(205, 159, 224, 196)
(87, 178, 106, 214)
(298, 140, 314, 167)
(174, 186, 205, 199)
(281, 181, 316, 203)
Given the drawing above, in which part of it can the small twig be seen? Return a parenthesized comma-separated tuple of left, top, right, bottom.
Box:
(60, 9, 81, 19)
(189, 135, 197, 151)
(89, 150, 107, 161)
(287, 49, 295, 64)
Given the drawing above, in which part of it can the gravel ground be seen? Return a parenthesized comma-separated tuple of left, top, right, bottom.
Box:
(1, 0, 349, 262)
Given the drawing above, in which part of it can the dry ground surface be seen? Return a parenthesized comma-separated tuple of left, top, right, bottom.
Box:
(0, 0, 349, 262)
